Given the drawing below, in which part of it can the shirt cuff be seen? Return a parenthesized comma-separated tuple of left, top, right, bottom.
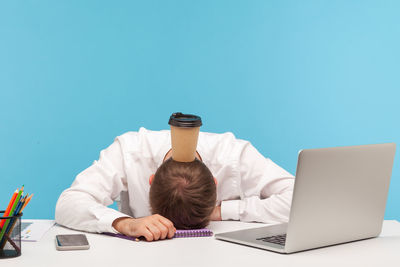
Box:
(94, 207, 132, 233)
(221, 200, 240, 221)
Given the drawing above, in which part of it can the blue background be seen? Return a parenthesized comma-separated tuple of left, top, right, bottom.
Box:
(1, 1, 399, 220)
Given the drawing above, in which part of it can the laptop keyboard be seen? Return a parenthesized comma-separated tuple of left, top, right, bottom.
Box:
(256, 234, 286, 246)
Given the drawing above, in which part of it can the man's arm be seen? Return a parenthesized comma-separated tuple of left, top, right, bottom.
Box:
(221, 141, 294, 224)
(55, 137, 130, 233)
(55, 135, 176, 241)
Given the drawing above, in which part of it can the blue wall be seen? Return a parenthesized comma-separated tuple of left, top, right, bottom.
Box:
(1, 1, 399, 220)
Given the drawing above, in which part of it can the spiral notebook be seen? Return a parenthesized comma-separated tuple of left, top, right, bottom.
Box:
(174, 228, 213, 238)
(103, 228, 213, 241)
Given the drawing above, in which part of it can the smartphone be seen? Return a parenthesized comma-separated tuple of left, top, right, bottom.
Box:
(55, 234, 90, 251)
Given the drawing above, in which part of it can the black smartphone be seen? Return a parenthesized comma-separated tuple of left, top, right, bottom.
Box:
(55, 234, 90, 251)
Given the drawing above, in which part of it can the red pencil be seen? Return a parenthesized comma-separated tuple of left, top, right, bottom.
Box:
(0, 189, 18, 228)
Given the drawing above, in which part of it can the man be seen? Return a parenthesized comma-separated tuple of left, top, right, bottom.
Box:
(55, 127, 294, 241)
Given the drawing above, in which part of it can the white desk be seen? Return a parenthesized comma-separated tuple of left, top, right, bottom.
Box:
(2, 220, 400, 267)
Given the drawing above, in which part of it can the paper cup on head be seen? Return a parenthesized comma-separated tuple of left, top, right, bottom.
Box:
(170, 126, 200, 162)
(168, 112, 202, 162)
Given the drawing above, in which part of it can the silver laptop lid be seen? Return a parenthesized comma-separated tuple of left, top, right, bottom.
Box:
(285, 143, 396, 253)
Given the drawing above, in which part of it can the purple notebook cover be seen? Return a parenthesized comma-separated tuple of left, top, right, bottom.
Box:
(103, 228, 213, 241)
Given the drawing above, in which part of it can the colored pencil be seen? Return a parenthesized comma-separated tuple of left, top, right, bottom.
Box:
(8, 194, 33, 233)
(0, 189, 18, 228)
(20, 194, 33, 213)
(13, 195, 25, 215)
(0, 187, 33, 249)
(0, 195, 25, 247)
(0, 187, 23, 243)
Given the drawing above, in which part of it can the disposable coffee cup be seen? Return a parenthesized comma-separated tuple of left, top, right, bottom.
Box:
(168, 112, 202, 162)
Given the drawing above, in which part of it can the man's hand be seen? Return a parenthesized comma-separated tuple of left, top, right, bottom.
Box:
(112, 214, 176, 241)
(210, 205, 222, 221)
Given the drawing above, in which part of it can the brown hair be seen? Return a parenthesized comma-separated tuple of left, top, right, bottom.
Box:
(149, 158, 216, 229)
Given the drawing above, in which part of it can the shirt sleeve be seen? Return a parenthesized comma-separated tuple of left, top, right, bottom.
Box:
(55, 136, 130, 233)
(220, 141, 294, 224)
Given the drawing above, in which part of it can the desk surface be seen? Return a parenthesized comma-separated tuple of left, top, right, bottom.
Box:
(2, 220, 400, 267)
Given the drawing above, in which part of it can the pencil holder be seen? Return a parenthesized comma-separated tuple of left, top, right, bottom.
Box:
(0, 211, 22, 258)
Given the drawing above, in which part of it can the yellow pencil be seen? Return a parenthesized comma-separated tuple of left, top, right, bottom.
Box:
(19, 194, 33, 213)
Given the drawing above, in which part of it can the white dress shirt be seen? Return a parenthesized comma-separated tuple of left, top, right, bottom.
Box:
(55, 127, 294, 233)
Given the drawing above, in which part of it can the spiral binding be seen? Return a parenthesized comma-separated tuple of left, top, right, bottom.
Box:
(103, 228, 213, 241)
(173, 228, 213, 238)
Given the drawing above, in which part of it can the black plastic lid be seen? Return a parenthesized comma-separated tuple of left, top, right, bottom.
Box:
(168, 112, 202, 128)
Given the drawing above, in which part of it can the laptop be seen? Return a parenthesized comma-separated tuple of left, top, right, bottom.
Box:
(215, 143, 396, 254)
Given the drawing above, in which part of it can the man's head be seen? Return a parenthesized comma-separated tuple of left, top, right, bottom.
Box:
(149, 157, 216, 229)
